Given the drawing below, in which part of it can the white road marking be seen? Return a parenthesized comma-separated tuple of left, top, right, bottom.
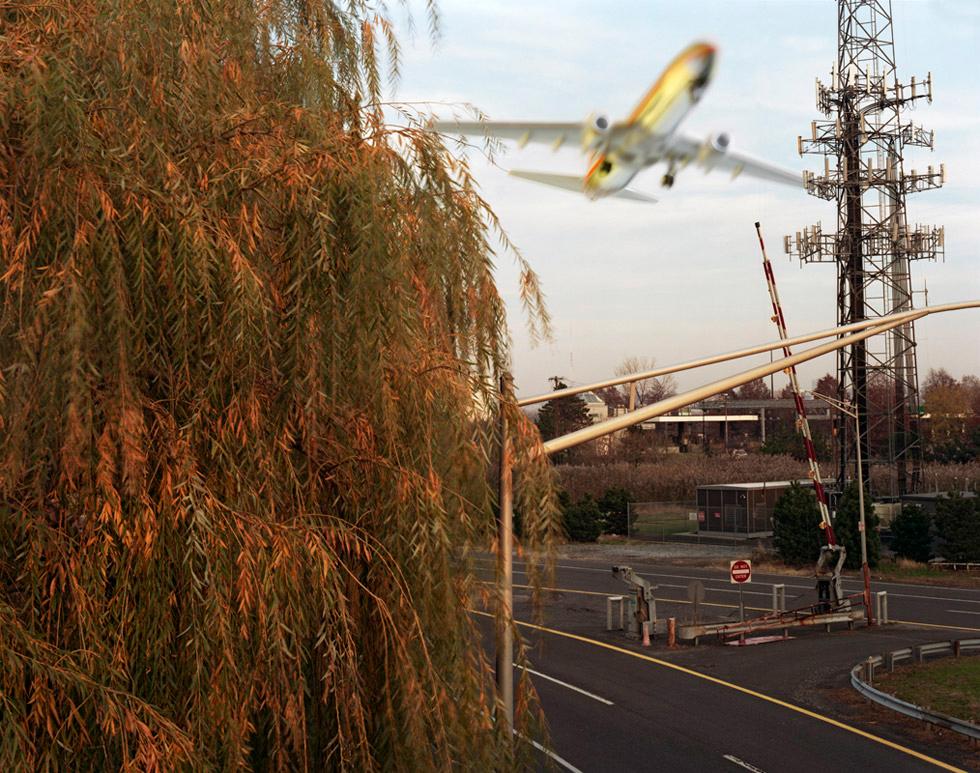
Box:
(475, 554, 980, 603)
(500, 567, 782, 598)
(502, 560, 980, 605)
(515, 664, 614, 705)
(945, 608, 980, 616)
(723, 753, 767, 772)
(526, 738, 584, 773)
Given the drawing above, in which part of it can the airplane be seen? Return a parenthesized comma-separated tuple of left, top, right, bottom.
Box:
(430, 42, 801, 203)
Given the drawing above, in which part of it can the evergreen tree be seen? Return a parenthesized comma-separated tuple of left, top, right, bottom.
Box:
(892, 505, 932, 563)
(832, 482, 880, 569)
(598, 487, 631, 535)
(935, 494, 980, 562)
(562, 495, 602, 542)
(772, 483, 823, 565)
(0, 2, 559, 768)
(536, 380, 592, 462)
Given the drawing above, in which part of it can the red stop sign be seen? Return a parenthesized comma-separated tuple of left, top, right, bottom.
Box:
(730, 559, 752, 584)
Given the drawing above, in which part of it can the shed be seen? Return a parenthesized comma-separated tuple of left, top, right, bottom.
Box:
(696, 480, 810, 537)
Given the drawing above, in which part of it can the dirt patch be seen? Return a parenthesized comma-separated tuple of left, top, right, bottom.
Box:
(825, 684, 980, 770)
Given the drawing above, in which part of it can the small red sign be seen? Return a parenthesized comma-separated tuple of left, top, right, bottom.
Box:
(730, 559, 752, 584)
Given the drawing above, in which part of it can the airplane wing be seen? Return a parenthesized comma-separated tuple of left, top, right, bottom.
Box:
(665, 132, 802, 187)
(509, 170, 658, 203)
(430, 120, 633, 149)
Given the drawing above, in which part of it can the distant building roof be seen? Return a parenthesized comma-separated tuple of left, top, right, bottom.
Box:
(698, 480, 810, 490)
(581, 391, 605, 405)
(901, 491, 976, 502)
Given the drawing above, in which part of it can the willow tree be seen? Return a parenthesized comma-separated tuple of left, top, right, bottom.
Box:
(0, 1, 559, 769)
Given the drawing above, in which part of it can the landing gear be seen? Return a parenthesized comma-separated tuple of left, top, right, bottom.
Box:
(661, 173, 675, 188)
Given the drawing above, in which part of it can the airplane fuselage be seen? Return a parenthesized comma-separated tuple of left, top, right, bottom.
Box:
(584, 42, 715, 199)
(431, 40, 801, 201)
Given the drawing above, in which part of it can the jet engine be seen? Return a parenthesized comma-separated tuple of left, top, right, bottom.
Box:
(581, 112, 612, 151)
(697, 132, 731, 168)
(709, 132, 731, 153)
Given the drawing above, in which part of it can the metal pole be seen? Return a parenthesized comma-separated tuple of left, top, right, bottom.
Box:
(496, 374, 514, 730)
(769, 349, 775, 398)
(854, 404, 873, 625)
(813, 390, 874, 626)
(724, 399, 729, 451)
(542, 310, 931, 457)
(516, 302, 976, 407)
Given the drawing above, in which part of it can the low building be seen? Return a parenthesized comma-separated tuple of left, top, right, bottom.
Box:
(581, 391, 608, 424)
(696, 480, 811, 537)
(899, 491, 977, 517)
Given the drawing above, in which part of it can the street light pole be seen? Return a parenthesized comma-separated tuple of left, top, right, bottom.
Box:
(810, 391, 874, 625)
(496, 374, 514, 730)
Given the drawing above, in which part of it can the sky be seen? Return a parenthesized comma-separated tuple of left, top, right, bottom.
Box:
(393, 0, 979, 400)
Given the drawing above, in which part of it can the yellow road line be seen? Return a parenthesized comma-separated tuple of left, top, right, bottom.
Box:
(472, 610, 964, 773)
(892, 619, 980, 634)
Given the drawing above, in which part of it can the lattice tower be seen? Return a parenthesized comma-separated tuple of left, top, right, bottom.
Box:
(785, 0, 944, 496)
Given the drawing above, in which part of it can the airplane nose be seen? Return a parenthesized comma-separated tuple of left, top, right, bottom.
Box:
(699, 46, 716, 77)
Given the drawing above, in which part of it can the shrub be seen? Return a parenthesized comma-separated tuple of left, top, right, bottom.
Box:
(831, 482, 880, 569)
(557, 455, 809, 502)
(891, 505, 932, 563)
(935, 494, 980, 561)
(597, 487, 630, 535)
(772, 482, 823, 565)
(562, 495, 602, 542)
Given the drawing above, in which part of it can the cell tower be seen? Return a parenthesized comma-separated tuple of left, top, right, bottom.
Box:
(785, 0, 944, 496)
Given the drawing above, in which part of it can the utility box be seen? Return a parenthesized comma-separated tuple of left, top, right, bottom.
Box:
(696, 481, 810, 537)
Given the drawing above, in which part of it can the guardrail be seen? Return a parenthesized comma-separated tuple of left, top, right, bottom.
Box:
(850, 638, 980, 740)
(930, 561, 980, 572)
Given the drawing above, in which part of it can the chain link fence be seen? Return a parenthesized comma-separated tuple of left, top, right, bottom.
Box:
(626, 501, 698, 542)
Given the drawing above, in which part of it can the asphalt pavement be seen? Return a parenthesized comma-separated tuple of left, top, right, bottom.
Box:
(473, 554, 980, 771)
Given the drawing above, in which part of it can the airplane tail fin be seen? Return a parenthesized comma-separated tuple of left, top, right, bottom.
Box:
(508, 169, 657, 203)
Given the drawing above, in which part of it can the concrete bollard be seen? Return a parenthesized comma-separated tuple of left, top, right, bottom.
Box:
(772, 584, 786, 613)
(875, 591, 889, 624)
(606, 595, 625, 631)
(642, 621, 652, 647)
(667, 617, 677, 649)
(954, 639, 961, 658)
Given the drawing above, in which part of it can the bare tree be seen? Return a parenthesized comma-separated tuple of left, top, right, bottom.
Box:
(611, 356, 677, 408)
(814, 373, 839, 396)
(735, 378, 771, 400)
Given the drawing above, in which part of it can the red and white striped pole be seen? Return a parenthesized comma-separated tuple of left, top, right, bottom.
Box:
(754, 222, 836, 545)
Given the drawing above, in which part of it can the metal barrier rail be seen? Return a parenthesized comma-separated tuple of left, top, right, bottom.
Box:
(930, 561, 980, 572)
(850, 638, 980, 740)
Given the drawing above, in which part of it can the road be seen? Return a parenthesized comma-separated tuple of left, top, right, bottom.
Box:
(488, 555, 980, 631)
(473, 555, 980, 771)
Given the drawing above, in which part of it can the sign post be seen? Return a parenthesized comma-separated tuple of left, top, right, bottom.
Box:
(730, 559, 752, 624)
